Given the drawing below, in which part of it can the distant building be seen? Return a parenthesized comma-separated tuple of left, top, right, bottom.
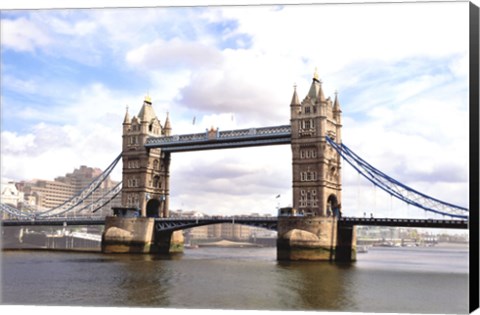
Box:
(172, 209, 277, 242)
(20, 179, 74, 210)
(16, 165, 121, 216)
(1, 181, 24, 211)
(187, 224, 275, 242)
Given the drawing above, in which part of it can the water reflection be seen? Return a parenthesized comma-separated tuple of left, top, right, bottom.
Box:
(1, 246, 469, 313)
(275, 261, 357, 310)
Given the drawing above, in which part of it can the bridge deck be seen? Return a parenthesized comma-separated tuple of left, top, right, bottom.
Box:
(145, 125, 292, 152)
(1, 216, 468, 230)
(1, 218, 106, 226)
(339, 217, 468, 229)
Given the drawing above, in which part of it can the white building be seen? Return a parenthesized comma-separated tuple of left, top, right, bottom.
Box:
(1, 181, 24, 207)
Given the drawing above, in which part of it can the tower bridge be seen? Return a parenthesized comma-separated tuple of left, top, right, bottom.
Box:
(1, 72, 469, 262)
(99, 71, 469, 261)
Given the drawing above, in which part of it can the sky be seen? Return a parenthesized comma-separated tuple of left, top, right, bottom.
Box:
(0, 0, 472, 219)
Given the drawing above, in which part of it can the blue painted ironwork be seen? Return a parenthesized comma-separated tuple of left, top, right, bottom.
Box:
(145, 125, 292, 152)
(339, 217, 467, 229)
(0, 203, 33, 219)
(325, 137, 468, 219)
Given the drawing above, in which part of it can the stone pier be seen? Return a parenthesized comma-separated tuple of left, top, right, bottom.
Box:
(277, 217, 356, 262)
(101, 216, 184, 254)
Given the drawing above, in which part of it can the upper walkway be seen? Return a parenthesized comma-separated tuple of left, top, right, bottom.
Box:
(145, 125, 292, 152)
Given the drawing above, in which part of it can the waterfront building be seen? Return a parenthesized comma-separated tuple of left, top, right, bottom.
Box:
(185, 223, 276, 242)
(16, 165, 120, 215)
(20, 179, 75, 210)
(1, 181, 24, 208)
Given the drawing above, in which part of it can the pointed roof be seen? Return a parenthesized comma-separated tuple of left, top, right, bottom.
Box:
(123, 106, 131, 124)
(290, 85, 300, 106)
(317, 80, 326, 103)
(307, 77, 320, 101)
(333, 91, 341, 112)
(138, 96, 157, 122)
(164, 112, 171, 130)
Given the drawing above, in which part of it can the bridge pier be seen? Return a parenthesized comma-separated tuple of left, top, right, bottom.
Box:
(335, 224, 357, 262)
(101, 216, 183, 254)
(277, 217, 356, 262)
(154, 230, 184, 254)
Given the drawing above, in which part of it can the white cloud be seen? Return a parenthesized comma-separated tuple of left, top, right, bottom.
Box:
(126, 38, 224, 71)
(1, 17, 52, 52)
(169, 146, 292, 214)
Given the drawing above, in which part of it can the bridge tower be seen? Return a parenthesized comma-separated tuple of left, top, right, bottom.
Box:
(278, 71, 355, 261)
(102, 96, 183, 254)
(121, 96, 171, 218)
(290, 71, 342, 217)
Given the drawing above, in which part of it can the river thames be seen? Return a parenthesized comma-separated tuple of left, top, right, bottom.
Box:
(1, 244, 469, 314)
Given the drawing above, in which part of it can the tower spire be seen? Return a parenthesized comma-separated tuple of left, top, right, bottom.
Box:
(307, 68, 321, 100)
(290, 84, 300, 106)
(317, 79, 326, 103)
(164, 112, 172, 136)
(123, 105, 131, 124)
(333, 90, 341, 111)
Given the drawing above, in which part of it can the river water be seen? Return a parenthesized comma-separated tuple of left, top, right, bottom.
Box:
(0, 245, 469, 314)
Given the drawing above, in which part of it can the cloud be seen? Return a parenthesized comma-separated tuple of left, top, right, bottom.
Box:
(126, 38, 224, 71)
(1, 16, 52, 52)
(169, 146, 292, 213)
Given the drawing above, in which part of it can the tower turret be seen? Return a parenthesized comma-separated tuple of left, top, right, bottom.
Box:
(123, 106, 131, 125)
(306, 70, 321, 102)
(164, 112, 172, 136)
(316, 80, 326, 104)
(290, 84, 301, 118)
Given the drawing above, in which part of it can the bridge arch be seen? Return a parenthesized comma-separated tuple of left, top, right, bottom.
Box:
(154, 217, 278, 233)
(146, 199, 161, 218)
(326, 194, 340, 217)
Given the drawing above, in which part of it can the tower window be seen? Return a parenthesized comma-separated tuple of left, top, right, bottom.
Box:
(302, 119, 315, 130)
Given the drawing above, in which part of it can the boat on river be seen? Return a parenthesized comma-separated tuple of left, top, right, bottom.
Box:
(357, 245, 369, 253)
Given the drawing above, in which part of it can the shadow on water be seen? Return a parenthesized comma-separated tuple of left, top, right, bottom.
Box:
(275, 260, 358, 311)
(88, 252, 187, 306)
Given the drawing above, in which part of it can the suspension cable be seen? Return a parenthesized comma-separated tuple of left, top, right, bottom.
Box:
(35, 154, 122, 217)
(325, 137, 468, 219)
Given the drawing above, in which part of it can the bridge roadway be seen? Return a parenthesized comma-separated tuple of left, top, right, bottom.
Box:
(1, 216, 468, 230)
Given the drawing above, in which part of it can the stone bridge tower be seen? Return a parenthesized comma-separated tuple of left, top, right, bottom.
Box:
(121, 96, 172, 218)
(278, 71, 355, 262)
(102, 96, 183, 255)
(290, 71, 342, 217)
